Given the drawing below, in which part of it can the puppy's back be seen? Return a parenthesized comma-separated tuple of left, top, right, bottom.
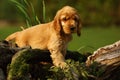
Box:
(5, 32, 20, 41)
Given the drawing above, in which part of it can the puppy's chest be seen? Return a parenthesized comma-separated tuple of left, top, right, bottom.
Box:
(48, 37, 69, 48)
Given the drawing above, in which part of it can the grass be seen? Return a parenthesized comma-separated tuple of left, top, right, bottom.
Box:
(0, 26, 19, 39)
(69, 26, 120, 53)
(0, 26, 120, 53)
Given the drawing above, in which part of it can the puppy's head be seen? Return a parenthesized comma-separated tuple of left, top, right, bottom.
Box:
(54, 6, 82, 36)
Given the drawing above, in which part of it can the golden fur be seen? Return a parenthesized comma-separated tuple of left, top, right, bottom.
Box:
(6, 6, 82, 68)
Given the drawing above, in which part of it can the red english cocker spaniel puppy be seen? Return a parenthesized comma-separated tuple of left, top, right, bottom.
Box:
(6, 6, 82, 68)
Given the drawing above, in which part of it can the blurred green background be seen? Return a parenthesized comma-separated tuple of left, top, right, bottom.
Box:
(0, 0, 120, 53)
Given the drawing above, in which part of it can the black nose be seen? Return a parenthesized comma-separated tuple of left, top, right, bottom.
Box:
(70, 27, 75, 31)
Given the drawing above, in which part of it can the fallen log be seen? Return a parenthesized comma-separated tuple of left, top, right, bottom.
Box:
(86, 40, 120, 80)
(0, 40, 86, 80)
(0, 40, 120, 80)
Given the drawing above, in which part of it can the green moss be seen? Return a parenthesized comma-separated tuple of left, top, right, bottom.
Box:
(7, 49, 36, 80)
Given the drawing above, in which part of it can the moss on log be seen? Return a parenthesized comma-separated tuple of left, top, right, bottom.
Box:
(0, 40, 86, 80)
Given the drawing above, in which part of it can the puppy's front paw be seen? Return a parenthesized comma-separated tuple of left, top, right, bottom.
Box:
(60, 62, 68, 69)
(55, 61, 68, 69)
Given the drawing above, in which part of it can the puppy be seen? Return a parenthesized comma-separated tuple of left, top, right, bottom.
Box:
(6, 6, 82, 68)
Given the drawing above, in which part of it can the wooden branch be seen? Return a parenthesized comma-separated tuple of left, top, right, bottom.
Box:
(86, 40, 120, 80)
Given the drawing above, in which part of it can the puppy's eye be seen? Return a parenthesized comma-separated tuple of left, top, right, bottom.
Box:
(74, 17, 78, 21)
(62, 17, 67, 21)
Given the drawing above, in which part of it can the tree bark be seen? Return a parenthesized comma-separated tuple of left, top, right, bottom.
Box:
(86, 40, 120, 80)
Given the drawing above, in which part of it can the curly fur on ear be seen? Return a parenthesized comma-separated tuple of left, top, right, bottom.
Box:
(77, 16, 82, 36)
(53, 10, 67, 37)
(77, 13, 82, 36)
(53, 10, 62, 34)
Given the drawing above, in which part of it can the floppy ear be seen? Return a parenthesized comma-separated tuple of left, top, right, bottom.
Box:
(77, 16, 82, 36)
(53, 10, 62, 33)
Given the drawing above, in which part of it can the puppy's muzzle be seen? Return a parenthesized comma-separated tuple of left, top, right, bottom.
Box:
(70, 27, 76, 31)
